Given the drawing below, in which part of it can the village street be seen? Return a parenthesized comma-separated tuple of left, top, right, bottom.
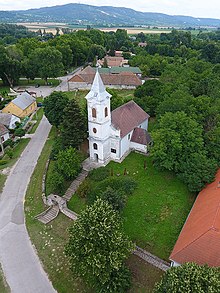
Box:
(0, 116, 56, 293)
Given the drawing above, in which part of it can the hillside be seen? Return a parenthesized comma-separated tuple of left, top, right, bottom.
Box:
(1, 3, 220, 27)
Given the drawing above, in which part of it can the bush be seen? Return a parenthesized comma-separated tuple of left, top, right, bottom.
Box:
(3, 139, 14, 148)
(87, 176, 137, 206)
(5, 147, 13, 159)
(47, 170, 65, 195)
(76, 179, 92, 198)
(101, 187, 127, 212)
(89, 167, 110, 182)
(14, 128, 25, 137)
(0, 160, 8, 165)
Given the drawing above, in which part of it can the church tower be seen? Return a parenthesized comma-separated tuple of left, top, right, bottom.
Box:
(85, 71, 112, 164)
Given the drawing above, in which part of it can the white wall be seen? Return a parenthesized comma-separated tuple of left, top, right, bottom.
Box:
(9, 115, 21, 129)
(1, 132, 9, 143)
(130, 141, 147, 153)
(69, 82, 137, 90)
(120, 131, 133, 158)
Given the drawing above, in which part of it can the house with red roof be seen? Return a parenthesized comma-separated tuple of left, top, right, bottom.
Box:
(85, 71, 151, 164)
(170, 169, 220, 267)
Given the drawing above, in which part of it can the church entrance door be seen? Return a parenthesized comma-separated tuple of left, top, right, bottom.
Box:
(94, 153, 99, 162)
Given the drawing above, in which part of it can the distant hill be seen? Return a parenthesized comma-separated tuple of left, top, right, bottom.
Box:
(1, 3, 220, 27)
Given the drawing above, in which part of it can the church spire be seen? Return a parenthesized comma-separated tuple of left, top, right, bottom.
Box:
(91, 70, 106, 94)
(85, 69, 111, 102)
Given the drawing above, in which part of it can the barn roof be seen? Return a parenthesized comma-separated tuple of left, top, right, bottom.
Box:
(170, 169, 220, 267)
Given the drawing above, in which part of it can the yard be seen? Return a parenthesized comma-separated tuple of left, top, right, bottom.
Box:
(28, 108, 44, 134)
(0, 138, 30, 170)
(68, 152, 194, 260)
(25, 129, 164, 292)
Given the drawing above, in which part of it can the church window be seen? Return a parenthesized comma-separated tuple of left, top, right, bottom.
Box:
(111, 148, 116, 154)
(92, 108, 97, 118)
(105, 107, 108, 117)
(128, 134, 131, 140)
(93, 143, 98, 150)
(93, 128, 97, 133)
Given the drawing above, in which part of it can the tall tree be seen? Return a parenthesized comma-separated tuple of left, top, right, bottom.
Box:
(154, 263, 220, 293)
(44, 92, 69, 127)
(60, 98, 87, 149)
(29, 46, 63, 83)
(65, 198, 133, 292)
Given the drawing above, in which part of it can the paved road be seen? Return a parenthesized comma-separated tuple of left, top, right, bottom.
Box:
(0, 116, 56, 293)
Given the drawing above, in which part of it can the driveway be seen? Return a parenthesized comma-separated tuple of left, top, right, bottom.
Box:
(0, 116, 56, 293)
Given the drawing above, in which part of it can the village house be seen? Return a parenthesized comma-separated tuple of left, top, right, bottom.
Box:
(0, 113, 21, 130)
(97, 66, 142, 78)
(85, 71, 151, 165)
(0, 123, 10, 143)
(97, 56, 128, 67)
(2, 92, 37, 118)
(170, 169, 220, 267)
(68, 66, 142, 90)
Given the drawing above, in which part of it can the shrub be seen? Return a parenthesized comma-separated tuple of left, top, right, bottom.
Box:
(0, 160, 8, 165)
(47, 170, 65, 195)
(89, 167, 110, 182)
(3, 139, 14, 148)
(101, 187, 127, 212)
(14, 128, 25, 137)
(76, 179, 92, 198)
(5, 147, 13, 159)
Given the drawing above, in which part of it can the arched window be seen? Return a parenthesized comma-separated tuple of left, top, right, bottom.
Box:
(92, 108, 97, 118)
(93, 143, 98, 150)
(93, 128, 97, 133)
(105, 107, 108, 117)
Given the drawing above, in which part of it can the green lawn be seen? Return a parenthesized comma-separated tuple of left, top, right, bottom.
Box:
(25, 128, 90, 293)
(0, 265, 9, 293)
(69, 152, 194, 261)
(29, 108, 44, 134)
(17, 78, 60, 87)
(0, 138, 30, 170)
(107, 153, 194, 260)
(25, 129, 163, 292)
(127, 255, 163, 293)
(65, 89, 135, 110)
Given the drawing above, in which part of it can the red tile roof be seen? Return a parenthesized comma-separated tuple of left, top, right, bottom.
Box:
(111, 101, 150, 138)
(131, 128, 151, 145)
(0, 123, 9, 136)
(170, 169, 220, 267)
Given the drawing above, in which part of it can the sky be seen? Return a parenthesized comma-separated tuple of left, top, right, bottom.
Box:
(1, 0, 220, 19)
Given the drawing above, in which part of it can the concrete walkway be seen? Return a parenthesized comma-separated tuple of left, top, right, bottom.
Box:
(0, 116, 56, 293)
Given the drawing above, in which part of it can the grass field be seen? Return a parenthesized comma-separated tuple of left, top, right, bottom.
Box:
(25, 128, 164, 292)
(68, 152, 194, 260)
(0, 138, 30, 170)
(65, 89, 135, 109)
(29, 108, 44, 134)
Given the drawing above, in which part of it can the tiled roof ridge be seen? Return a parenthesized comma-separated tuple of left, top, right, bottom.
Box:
(112, 100, 135, 112)
(171, 228, 210, 259)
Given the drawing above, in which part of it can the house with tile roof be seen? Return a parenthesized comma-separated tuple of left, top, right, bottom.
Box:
(85, 71, 151, 164)
(2, 92, 37, 118)
(0, 113, 21, 130)
(170, 169, 220, 267)
(68, 66, 142, 90)
(0, 123, 10, 143)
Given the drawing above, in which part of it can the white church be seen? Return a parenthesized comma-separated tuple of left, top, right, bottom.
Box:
(85, 71, 151, 165)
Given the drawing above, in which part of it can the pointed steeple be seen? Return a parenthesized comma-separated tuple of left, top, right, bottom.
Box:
(91, 70, 106, 94)
(85, 69, 111, 102)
